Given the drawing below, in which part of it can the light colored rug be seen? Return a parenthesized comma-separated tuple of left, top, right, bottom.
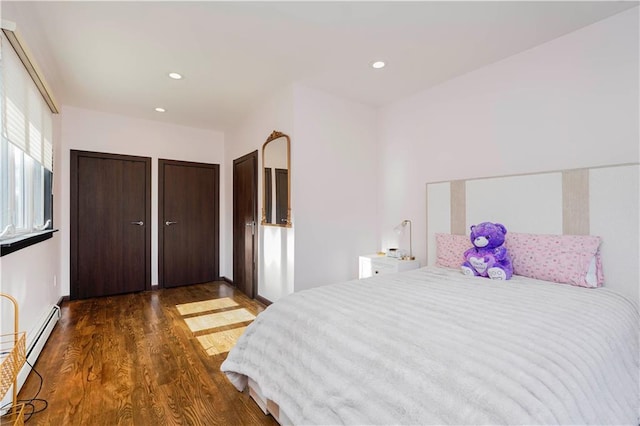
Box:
(176, 297, 239, 315)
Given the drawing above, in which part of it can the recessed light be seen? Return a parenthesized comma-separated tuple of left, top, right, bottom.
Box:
(155, 107, 166, 113)
(372, 61, 385, 69)
(168, 72, 183, 80)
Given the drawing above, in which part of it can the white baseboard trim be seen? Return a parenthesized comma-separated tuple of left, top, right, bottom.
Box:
(0, 304, 60, 411)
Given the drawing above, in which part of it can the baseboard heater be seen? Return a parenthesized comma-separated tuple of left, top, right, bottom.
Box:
(0, 304, 60, 411)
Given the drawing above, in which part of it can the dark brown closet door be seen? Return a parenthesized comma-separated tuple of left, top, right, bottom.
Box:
(159, 160, 219, 288)
(233, 151, 258, 299)
(70, 150, 151, 299)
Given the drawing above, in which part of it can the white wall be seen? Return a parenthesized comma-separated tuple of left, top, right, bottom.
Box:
(224, 86, 294, 302)
(377, 8, 639, 266)
(0, 237, 60, 337)
(59, 106, 225, 294)
(292, 85, 379, 291)
(0, 114, 62, 345)
(225, 84, 378, 300)
(0, 1, 61, 352)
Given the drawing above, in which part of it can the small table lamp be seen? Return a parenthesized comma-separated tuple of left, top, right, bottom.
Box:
(393, 219, 415, 260)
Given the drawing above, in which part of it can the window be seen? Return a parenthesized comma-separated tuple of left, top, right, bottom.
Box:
(0, 32, 54, 242)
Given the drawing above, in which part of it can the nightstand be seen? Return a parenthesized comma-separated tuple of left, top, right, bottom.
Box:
(358, 254, 420, 279)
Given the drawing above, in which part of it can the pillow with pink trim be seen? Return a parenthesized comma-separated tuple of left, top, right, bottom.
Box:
(435, 233, 472, 269)
(505, 233, 604, 288)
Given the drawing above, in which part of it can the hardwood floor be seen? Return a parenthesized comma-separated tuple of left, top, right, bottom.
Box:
(17, 283, 278, 425)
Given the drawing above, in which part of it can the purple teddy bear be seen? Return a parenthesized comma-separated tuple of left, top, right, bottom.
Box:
(461, 222, 513, 280)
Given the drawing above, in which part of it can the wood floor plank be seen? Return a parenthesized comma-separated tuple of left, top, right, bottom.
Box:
(197, 327, 248, 356)
(176, 297, 239, 316)
(183, 309, 255, 333)
(17, 283, 277, 425)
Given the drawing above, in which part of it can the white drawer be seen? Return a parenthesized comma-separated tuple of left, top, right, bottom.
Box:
(358, 254, 420, 278)
(370, 260, 396, 275)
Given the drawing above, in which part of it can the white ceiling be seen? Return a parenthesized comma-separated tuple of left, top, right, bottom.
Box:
(3, 1, 637, 133)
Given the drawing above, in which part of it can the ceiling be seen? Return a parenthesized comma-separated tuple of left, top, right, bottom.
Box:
(2, 1, 637, 133)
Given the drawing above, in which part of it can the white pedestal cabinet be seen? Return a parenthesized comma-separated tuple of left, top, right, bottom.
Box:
(358, 254, 420, 279)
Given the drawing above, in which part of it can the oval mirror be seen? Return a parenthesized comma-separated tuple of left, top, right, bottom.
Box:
(261, 130, 291, 227)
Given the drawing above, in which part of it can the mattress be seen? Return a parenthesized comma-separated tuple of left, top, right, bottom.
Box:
(221, 267, 639, 425)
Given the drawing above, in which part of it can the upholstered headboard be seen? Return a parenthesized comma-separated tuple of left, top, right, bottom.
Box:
(426, 164, 639, 304)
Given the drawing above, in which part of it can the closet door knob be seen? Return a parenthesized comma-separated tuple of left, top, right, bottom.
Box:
(130, 221, 144, 226)
(165, 221, 178, 226)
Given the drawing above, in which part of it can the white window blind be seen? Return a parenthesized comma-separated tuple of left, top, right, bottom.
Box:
(1, 32, 54, 240)
(1, 33, 53, 171)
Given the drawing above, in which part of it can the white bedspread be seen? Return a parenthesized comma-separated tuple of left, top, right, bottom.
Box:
(221, 267, 639, 425)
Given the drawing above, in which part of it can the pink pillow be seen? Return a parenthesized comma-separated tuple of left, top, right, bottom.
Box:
(505, 233, 604, 288)
(435, 233, 472, 268)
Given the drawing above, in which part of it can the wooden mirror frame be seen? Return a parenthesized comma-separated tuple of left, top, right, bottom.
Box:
(261, 130, 292, 227)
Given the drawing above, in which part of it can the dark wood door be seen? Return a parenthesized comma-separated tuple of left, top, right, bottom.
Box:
(233, 151, 258, 298)
(159, 160, 219, 288)
(70, 150, 151, 299)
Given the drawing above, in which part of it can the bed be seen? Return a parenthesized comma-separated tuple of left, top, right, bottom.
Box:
(221, 164, 639, 425)
(222, 267, 638, 425)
